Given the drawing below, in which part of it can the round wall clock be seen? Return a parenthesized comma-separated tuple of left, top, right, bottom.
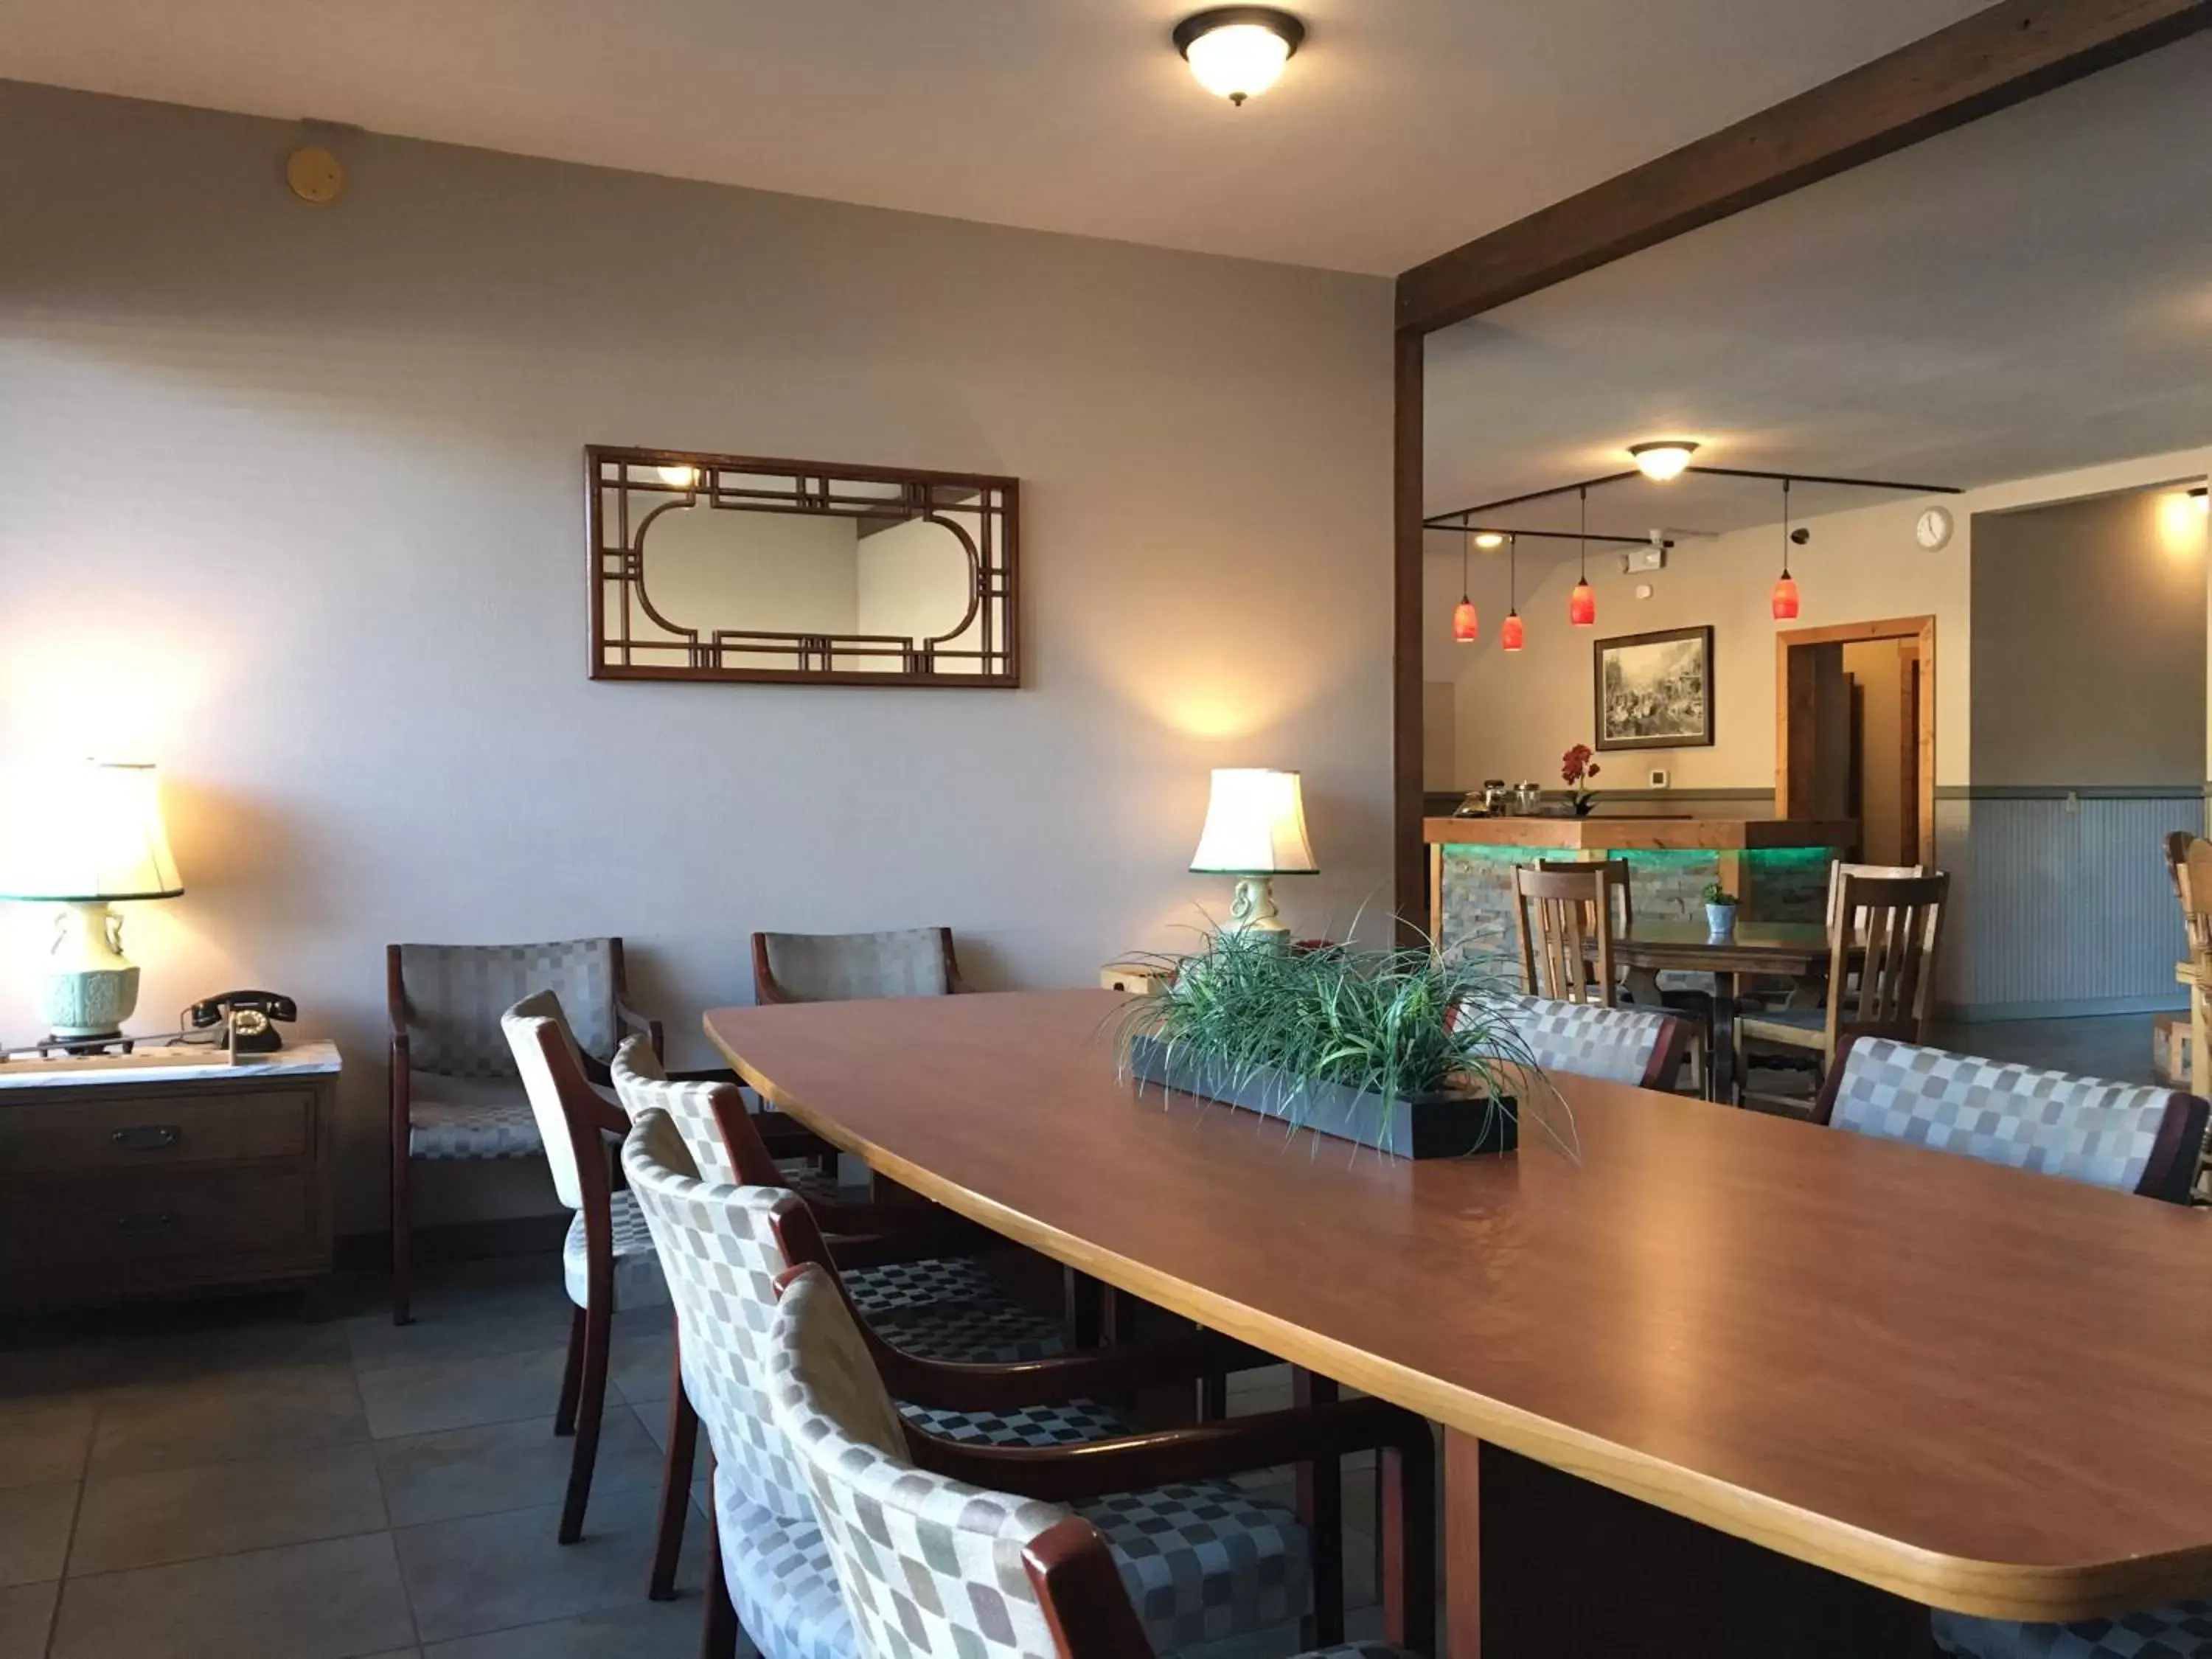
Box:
(1915, 505, 1954, 551)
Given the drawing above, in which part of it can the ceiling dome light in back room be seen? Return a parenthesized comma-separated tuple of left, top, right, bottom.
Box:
(1629, 441, 1700, 481)
(1175, 7, 1305, 105)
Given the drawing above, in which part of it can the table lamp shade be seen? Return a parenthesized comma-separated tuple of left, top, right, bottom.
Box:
(1189, 768, 1318, 875)
(0, 761, 183, 902)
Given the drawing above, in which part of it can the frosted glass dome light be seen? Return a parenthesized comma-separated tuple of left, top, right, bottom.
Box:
(1175, 9, 1304, 106)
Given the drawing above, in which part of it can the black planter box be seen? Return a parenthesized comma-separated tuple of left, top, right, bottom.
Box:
(1126, 1034, 1517, 1161)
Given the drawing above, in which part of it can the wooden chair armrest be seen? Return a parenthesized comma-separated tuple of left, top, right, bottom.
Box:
(613, 996, 664, 1060)
(874, 1324, 1274, 1411)
(905, 1396, 1428, 1503)
(819, 1216, 994, 1273)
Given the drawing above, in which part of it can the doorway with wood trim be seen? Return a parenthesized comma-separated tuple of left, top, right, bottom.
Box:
(1775, 616, 1935, 869)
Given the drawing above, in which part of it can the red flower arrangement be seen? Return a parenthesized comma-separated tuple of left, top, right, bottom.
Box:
(1561, 744, 1600, 815)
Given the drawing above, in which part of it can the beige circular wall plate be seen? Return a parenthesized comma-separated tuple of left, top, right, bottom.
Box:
(285, 146, 346, 204)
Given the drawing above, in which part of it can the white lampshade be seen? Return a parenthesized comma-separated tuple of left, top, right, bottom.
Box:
(0, 760, 183, 902)
(1190, 768, 1318, 875)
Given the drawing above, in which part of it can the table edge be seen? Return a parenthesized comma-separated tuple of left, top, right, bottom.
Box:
(707, 1007, 2212, 1622)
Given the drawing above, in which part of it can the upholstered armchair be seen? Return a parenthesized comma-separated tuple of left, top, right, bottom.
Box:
(1812, 1034, 2208, 1203)
(386, 937, 653, 1324)
(1503, 995, 1694, 1092)
(1812, 1034, 2211, 1659)
(751, 926, 972, 1004)
(767, 1262, 1430, 1659)
(620, 1107, 1414, 1659)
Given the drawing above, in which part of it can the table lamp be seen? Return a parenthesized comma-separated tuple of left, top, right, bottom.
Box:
(0, 760, 184, 1040)
(1189, 767, 1317, 937)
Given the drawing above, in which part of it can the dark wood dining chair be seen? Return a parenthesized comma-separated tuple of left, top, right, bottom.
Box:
(387, 937, 656, 1325)
(1735, 872, 1950, 1113)
(1512, 866, 1615, 1005)
(765, 1259, 1433, 1659)
(1536, 856, 1714, 1091)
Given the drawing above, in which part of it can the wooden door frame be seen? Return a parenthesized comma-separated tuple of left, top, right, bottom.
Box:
(1775, 616, 1937, 869)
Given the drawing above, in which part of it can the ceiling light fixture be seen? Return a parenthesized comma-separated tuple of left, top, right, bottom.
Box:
(1174, 7, 1304, 105)
(1500, 535, 1524, 652)
(1569, 487, 1596, 627)
(1453, 532, 1478, 644)
(2195, 486, 2210, 516)
(1629, 440, 1700, 482)
(1771, 477, 1800, 621)
(1474, 531, 1505, 549)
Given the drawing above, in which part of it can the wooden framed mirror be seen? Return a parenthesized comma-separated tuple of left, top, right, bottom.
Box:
(587, 446, 1020, 686)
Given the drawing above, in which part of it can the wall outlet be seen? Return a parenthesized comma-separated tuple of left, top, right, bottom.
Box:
(1647, 768, 1670, 788)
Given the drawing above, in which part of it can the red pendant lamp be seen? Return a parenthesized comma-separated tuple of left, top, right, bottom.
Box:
(1568, 487, 1596, 627)
(1500, 534, 1524, 651)
(1771, 477, 1801, 621)
(1453, 532, 1478, 643)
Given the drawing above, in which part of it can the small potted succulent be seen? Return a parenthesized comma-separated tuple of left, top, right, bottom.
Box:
(1702, 881, 1739, 939)
(1562, 744, 1601, 816)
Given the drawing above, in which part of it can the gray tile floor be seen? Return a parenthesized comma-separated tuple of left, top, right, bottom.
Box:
(0, 1256, 1381, 1659)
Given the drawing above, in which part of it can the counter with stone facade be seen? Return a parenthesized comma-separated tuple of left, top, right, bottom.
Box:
(1424, 815, 1851, 966)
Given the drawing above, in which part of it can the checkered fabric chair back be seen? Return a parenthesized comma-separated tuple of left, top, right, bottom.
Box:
(759, 929, 950, 1002)
(1824, 1037, 2198, 1197)
(768, 1264, 1071, 1658)
(498, 992, 597, 1210)
(611, 1035, 740, 1185)
(1503, 995, 1672, 1088)
(621, 1108, 815, 1521)
(397, 939, 620, 1078)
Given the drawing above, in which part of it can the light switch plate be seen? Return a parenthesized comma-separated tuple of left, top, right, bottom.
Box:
(1647, 768, 1670, 788)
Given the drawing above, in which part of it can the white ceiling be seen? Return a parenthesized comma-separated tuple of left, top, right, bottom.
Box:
(0, 0, 1986, 276)
(1424, 32, 2212, 531)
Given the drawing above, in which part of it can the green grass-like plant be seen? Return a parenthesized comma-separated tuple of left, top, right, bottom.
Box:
(1108, 928, 1576, 1160)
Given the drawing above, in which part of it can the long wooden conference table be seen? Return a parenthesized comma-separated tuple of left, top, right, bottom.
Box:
(707, 988, 2212, 1657)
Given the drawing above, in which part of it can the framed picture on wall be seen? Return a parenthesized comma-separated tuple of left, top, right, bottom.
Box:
(1593, 625, 1714, 751)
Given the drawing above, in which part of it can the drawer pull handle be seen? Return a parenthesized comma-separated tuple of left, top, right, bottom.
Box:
(114, 1211, 178, 1235)
(111, 1125, 182, 1151)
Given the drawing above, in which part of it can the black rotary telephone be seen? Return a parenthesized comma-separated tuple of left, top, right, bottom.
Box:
(185, 991, 298, 1054)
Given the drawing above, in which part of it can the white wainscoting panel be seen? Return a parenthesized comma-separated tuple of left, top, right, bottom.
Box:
(1964, 796, 2200, 1013)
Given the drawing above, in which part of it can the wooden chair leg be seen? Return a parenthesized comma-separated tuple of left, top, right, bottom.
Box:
(650, 1335, 698, 1601)
(389, 1142, 412, 1327)
(558, 1295, 611, 1545)
(1293, 1368, 1345, 1648)
(701, 1475, 738, 1659)
(1381, 1431, 1438, 1655)
(1197, 1371, 1228, 1422)
(554, 1304, 586, 1439)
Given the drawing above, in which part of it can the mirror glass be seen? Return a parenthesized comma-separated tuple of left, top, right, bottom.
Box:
(589, 451, 1019, 686)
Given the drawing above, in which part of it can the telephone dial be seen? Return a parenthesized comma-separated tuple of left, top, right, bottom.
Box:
(185, 991, 298, 1054)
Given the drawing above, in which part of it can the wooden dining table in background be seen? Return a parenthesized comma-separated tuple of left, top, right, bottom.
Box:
(707, 988, 2212, 1658)
(1608, 918, 1837, 1099)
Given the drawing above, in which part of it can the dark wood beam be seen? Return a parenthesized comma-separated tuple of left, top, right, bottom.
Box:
(1396, 0, 2212, 335)
(1392, 326, 1427, 945)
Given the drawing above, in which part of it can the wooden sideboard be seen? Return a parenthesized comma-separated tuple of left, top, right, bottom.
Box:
(0, 1042, 341, 1312)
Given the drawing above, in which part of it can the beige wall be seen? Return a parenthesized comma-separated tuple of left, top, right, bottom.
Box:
(1427, 447, 2212, 796)
(1970, 486, 2208, 787)
(0, 81, 1396, 1231)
